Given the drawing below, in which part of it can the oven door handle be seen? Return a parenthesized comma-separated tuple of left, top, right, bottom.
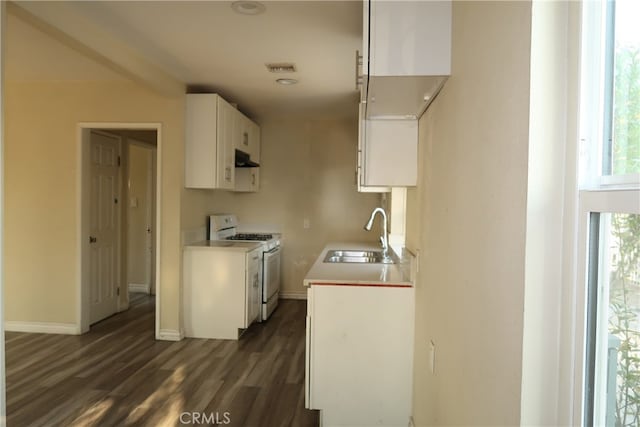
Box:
(265, 246, 281, 256)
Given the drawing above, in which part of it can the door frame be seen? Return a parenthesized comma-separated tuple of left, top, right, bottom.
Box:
(77, 123, 162, 338)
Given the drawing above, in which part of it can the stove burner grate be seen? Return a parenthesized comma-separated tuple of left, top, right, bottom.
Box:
(227, 233, 273, 241)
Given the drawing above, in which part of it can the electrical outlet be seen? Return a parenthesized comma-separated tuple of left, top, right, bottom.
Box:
(429, 340, 436, 374)
(303, 218, 310, 229)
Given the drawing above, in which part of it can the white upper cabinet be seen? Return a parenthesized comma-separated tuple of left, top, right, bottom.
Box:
(248, 120, 261, 163)
(185, 93, 261, 191)
(357, 103, 417, 190)
(185, 94, 234, 189)
(234, 113, 260, 193)
(235, 113, 260, 162)
(362, 0, 452, 119)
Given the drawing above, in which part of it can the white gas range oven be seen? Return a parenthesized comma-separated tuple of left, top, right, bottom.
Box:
(209, 214, 281, 321)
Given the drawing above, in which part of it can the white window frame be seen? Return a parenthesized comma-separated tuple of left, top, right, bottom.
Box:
(573, 190, 640, 425)
(573, 0, 640, 422)
(578, 0, 640, 190)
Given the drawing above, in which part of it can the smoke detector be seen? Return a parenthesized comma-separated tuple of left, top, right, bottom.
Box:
(266, 63, 297, 73)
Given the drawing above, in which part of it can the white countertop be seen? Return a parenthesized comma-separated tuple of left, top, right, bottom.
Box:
(184, 240, 263, 252)
(303, 242, 414, 288)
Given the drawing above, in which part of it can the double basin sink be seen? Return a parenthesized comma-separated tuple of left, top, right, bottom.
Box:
(323, 249, 394, 264)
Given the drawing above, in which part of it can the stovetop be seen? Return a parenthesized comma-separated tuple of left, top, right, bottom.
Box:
(227, 233, 274, 241)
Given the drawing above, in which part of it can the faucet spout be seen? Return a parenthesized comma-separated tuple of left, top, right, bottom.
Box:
(364, 207, 392, 263)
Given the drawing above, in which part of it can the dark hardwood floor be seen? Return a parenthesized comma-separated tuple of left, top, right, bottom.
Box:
(5, 294, 318, 427)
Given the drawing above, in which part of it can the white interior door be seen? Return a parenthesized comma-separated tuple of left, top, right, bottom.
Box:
(89, 131, 121, 324)
(126, 142, 155, 294)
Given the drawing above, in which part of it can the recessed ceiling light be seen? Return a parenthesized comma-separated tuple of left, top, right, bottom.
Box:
(276, 78, 298, 85)
(231, 1, 266, 15)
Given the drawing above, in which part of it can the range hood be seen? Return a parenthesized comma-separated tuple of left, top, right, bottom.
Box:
(235, 149, 259, 168)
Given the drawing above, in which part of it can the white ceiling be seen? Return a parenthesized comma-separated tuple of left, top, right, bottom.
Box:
(7, 1, 364, 121)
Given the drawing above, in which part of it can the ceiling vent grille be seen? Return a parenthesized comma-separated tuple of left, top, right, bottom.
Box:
(266, 63, 297, 73)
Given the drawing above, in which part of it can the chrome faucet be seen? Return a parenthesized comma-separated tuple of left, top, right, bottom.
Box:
(364, 207, 393, 263)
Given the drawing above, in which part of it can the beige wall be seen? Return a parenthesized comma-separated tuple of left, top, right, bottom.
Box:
(127, 143, 153, 288)
(3, 80, 377, 332)
(203, 118, 382, 296)
(3, 79, 201, 334)
(409, 1, 532, 424)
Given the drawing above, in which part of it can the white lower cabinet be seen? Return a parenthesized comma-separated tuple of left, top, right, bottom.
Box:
(305, 284, 415, 426)
(183, 245, 262, 340)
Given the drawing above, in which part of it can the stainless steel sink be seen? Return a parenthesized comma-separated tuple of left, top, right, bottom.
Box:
(323, 249, 393, 264)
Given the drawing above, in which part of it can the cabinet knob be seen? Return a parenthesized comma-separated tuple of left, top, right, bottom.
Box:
(89, 236, 97, 244)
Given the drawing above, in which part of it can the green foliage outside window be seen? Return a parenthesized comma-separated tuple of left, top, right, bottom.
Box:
(612, 44, 640, 174)
(609, 35, 640, 427)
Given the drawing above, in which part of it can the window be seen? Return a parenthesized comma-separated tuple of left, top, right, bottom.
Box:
(584, 210, 640, 426)
(580, 0, 640, 188)
(579, 1, 640, 426)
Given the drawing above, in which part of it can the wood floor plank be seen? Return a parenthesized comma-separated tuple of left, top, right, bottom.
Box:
(5, 296, 319, 426)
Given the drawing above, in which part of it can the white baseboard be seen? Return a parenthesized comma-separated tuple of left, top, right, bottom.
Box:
(279, 291, 307, 300)
(5, 321, 80, 335)
(128, 283, 150, 293)
(157, 329, 184, 341)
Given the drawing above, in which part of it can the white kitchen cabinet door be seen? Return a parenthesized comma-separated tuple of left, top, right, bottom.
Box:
(234, 167, 259, 192)
(185, 94, 234, 189)
(368, 0, 451, 77)
(306, 284, 415, 426)
(248, 120, 261, 163)
(245, 248, 262, 325)
(236, 112, 250, 154)
(235, 113, 260, 162)
(358, 98, 417, 189)
(358, 103, 392, 192)
(183, 248, 247, 339)
(216, 98, 235, 190)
